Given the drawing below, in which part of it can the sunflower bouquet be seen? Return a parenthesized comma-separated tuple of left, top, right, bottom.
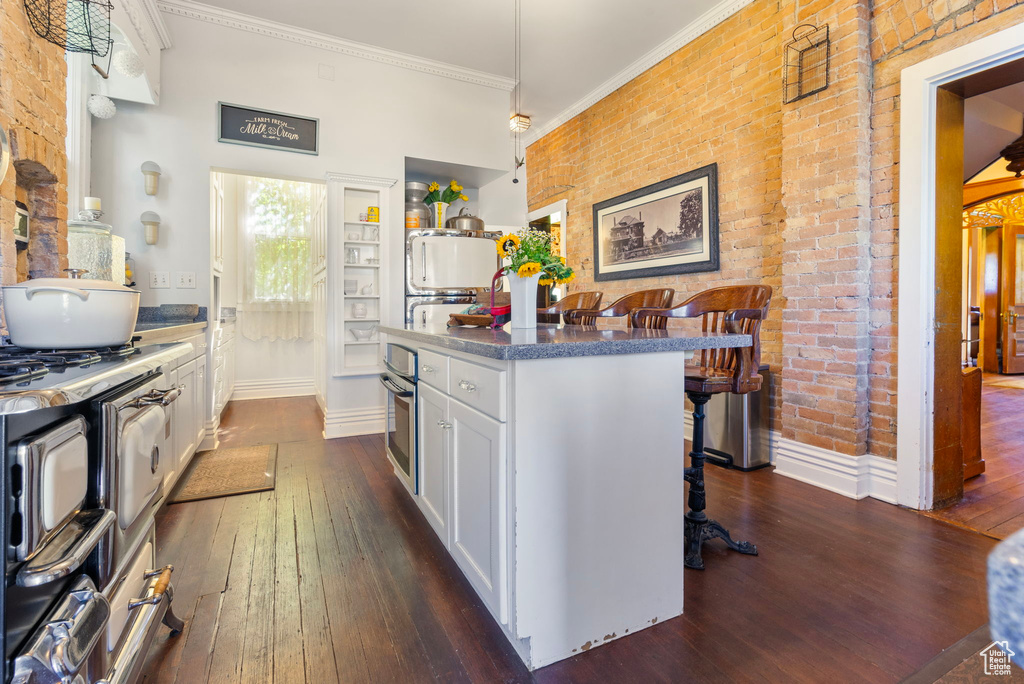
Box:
(497, 229, 574, 285)
(423, 179, 469, 205)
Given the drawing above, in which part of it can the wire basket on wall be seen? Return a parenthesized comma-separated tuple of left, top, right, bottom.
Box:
(783, 24, 830, 104)
(24, 0, 113, 56)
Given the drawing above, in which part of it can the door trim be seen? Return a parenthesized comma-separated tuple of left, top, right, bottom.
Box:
(897, 23, 1024, 510)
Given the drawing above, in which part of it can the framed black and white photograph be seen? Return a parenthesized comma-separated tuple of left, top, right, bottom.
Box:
(218, 102, 319, 155)
(592, 163, 719, 281)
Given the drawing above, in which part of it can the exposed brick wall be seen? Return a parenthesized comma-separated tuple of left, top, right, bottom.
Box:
(527, 1, 786, 428)
(0, 0, 70, 289)
(527, 0, 1024, 461)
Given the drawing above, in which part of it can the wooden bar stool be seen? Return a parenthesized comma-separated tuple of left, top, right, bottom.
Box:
(564, 288, 674, 326)
(632, 284, 772, 570)
(537, 291, 603, 324)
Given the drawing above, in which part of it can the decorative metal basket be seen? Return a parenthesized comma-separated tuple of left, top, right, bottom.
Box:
(24, 0, 113, 56)
(783, 24, 830, 104)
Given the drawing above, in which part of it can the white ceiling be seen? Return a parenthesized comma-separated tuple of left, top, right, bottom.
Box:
(965, 82, 1024, 181)
(190, 0, 725, 135)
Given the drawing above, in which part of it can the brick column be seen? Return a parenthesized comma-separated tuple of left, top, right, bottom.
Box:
(779, 0, 874, 456)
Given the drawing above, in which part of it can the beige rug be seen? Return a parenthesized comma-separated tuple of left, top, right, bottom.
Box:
(170, 444, 277, 503)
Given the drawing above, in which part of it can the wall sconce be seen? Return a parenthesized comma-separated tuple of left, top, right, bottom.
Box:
(141, 161, 161, 195)
(141, 211, 161, 245)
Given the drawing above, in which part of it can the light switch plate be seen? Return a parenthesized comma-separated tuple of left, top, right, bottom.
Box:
(176, 272, 196, 289)
(150, 271, 170, 289)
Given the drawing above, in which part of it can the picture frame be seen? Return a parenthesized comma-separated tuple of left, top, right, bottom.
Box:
(217, 102, 319, 155)
(592, 163, 719, 281)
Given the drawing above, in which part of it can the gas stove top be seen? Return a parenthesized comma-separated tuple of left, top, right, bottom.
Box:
(0, 345, 138, 387)
(0, 342, 194, 415)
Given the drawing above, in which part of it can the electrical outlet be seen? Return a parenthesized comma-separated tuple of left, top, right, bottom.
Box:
(150, 271, 170, 289)
(176, 271, 196, 289)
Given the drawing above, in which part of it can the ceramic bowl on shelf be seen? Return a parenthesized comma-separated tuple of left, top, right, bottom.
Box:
(350, 325, 377, 341)
(352, 303, 368, 319)
(347, 232, 361, 240)
(344, 279, 357, 295)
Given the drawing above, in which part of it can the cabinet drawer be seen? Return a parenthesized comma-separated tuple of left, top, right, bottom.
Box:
(449, 358, 506, 421)
(418, 349, 449, 392)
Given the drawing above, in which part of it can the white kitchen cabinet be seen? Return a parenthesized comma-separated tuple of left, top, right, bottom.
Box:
(174, 359, 198, 475)
(417, 383, 449, 543)
(195, 354, 207, 451)
(449, 398, 506, 622)
(211, 172, 225, 274)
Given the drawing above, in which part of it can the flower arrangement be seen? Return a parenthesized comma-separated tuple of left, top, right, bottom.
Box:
(497, 229, 574, 285)
(423, 179, 468, 206)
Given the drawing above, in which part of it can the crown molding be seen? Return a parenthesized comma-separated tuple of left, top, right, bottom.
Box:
(523, 0, 754, 147)
(325, 172, 397, 188)
(139, 0, 173, 49)
(156, 0, 516, 92)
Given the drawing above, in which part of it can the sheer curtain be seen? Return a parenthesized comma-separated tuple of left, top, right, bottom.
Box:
(238, 177, 319, 342)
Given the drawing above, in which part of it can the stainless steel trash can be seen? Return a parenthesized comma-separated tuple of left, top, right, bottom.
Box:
(686, 365, 771, 471)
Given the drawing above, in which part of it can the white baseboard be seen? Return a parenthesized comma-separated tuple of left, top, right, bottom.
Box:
(773, 438, 898, 503)
(324, 407, 386, 439)
(198, 416, 220, 451)
(232, 377, 315, 400)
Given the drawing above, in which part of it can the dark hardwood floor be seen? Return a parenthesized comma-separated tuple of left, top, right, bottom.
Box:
(924, 379, 1024, 539)
(142, 396, 997, 683)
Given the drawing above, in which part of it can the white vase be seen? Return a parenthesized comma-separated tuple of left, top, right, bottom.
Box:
(508, 271, 540, 329)
(431, 201, 449, 229)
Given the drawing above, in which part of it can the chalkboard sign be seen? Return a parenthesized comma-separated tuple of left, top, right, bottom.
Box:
(218, 102, 319, 155)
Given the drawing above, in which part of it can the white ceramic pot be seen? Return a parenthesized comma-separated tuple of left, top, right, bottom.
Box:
(3, 276, 141, 349)
(508, 271, 540, 329)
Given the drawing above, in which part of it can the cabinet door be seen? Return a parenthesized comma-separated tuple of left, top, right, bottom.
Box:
(175, 360, 198, 471)
(417, 384, 449, 543)
(225, 338, 236, 399)
(195, 355, 207, 450)
(211, 172, 225, 273)
(449, 400, 506, 621)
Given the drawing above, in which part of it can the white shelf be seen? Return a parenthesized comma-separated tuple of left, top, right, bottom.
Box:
(345, 294, 379, 299)
(336, 365, 384, 377)
(345, 220, 380, 226)
(345, 318, 380, 322)
(345, 240, 380, 246)
(344, 263, 381, 269)
(346, 340, 380, 346)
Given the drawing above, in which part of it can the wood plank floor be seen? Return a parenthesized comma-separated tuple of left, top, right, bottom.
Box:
(924, 380, 1024, 539)
(142, 396, 998, 683)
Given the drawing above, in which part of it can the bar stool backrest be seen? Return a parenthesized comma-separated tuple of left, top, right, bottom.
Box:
(631, 285, 772, 394)
(565, 288, 674, 326)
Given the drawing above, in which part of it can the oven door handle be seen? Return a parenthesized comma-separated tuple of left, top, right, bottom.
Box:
(96, 566, 184, 684)
(379, 373, 413, 398)
(124, 386, 182, 409)
(17, 508, 116, 587)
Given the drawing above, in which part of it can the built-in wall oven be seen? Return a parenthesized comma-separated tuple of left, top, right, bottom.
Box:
(380, 344, 417, 493)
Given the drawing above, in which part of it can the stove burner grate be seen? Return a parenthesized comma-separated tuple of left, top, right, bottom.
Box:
(0, 360, 49, 386)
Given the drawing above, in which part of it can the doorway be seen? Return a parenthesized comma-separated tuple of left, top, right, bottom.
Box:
(527, 199, 568, 307)
(211, 170, 326, 400)
(896, 23, 1024, 511)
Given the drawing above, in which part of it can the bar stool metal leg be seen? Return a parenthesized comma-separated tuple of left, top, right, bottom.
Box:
(684, 391, 758, 570)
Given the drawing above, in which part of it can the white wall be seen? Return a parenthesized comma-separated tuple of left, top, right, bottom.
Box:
(91, 11, 523, 312)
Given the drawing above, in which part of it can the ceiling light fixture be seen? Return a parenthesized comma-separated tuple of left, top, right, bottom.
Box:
(510, 114, 531, 132)
(1001, 133, 1024, 178)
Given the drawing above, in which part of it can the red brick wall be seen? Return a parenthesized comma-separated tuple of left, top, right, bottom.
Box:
(0, 1, 70, 287)
(527, 1, 787, 426)
(527, 0, 1024, 460)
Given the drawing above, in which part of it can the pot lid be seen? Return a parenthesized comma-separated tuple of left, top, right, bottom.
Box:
(6, 275, 136, 293)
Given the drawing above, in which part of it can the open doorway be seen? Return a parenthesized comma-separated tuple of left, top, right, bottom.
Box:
(527, 199, 568, 308)
(923, 78, 1024, 538)
(211, 170, 326, 402)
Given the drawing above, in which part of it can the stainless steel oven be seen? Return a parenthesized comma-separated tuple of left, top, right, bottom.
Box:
(380, 344, 417, 493)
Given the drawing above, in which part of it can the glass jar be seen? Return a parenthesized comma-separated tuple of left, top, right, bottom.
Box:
(405, 181, 431, 229)
(67, 208, 115, 281)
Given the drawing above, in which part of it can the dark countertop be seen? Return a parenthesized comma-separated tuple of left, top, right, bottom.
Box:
(380, 323, 751, 361)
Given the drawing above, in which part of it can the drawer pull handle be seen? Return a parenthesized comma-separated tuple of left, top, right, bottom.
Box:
(421, 365, 435, 374)
(437, 419, 452, 430)
(458, 380, 477, 393)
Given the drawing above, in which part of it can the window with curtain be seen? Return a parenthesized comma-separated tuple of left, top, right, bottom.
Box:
(238, 177, 321, 342)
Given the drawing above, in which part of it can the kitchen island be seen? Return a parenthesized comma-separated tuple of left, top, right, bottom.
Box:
(380, 323, 751, 669)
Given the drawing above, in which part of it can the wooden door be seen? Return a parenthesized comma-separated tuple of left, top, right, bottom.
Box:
(449, 400, 506, 622)
(1002, 221, 1024, 373)
(417, 384, 449, 543)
